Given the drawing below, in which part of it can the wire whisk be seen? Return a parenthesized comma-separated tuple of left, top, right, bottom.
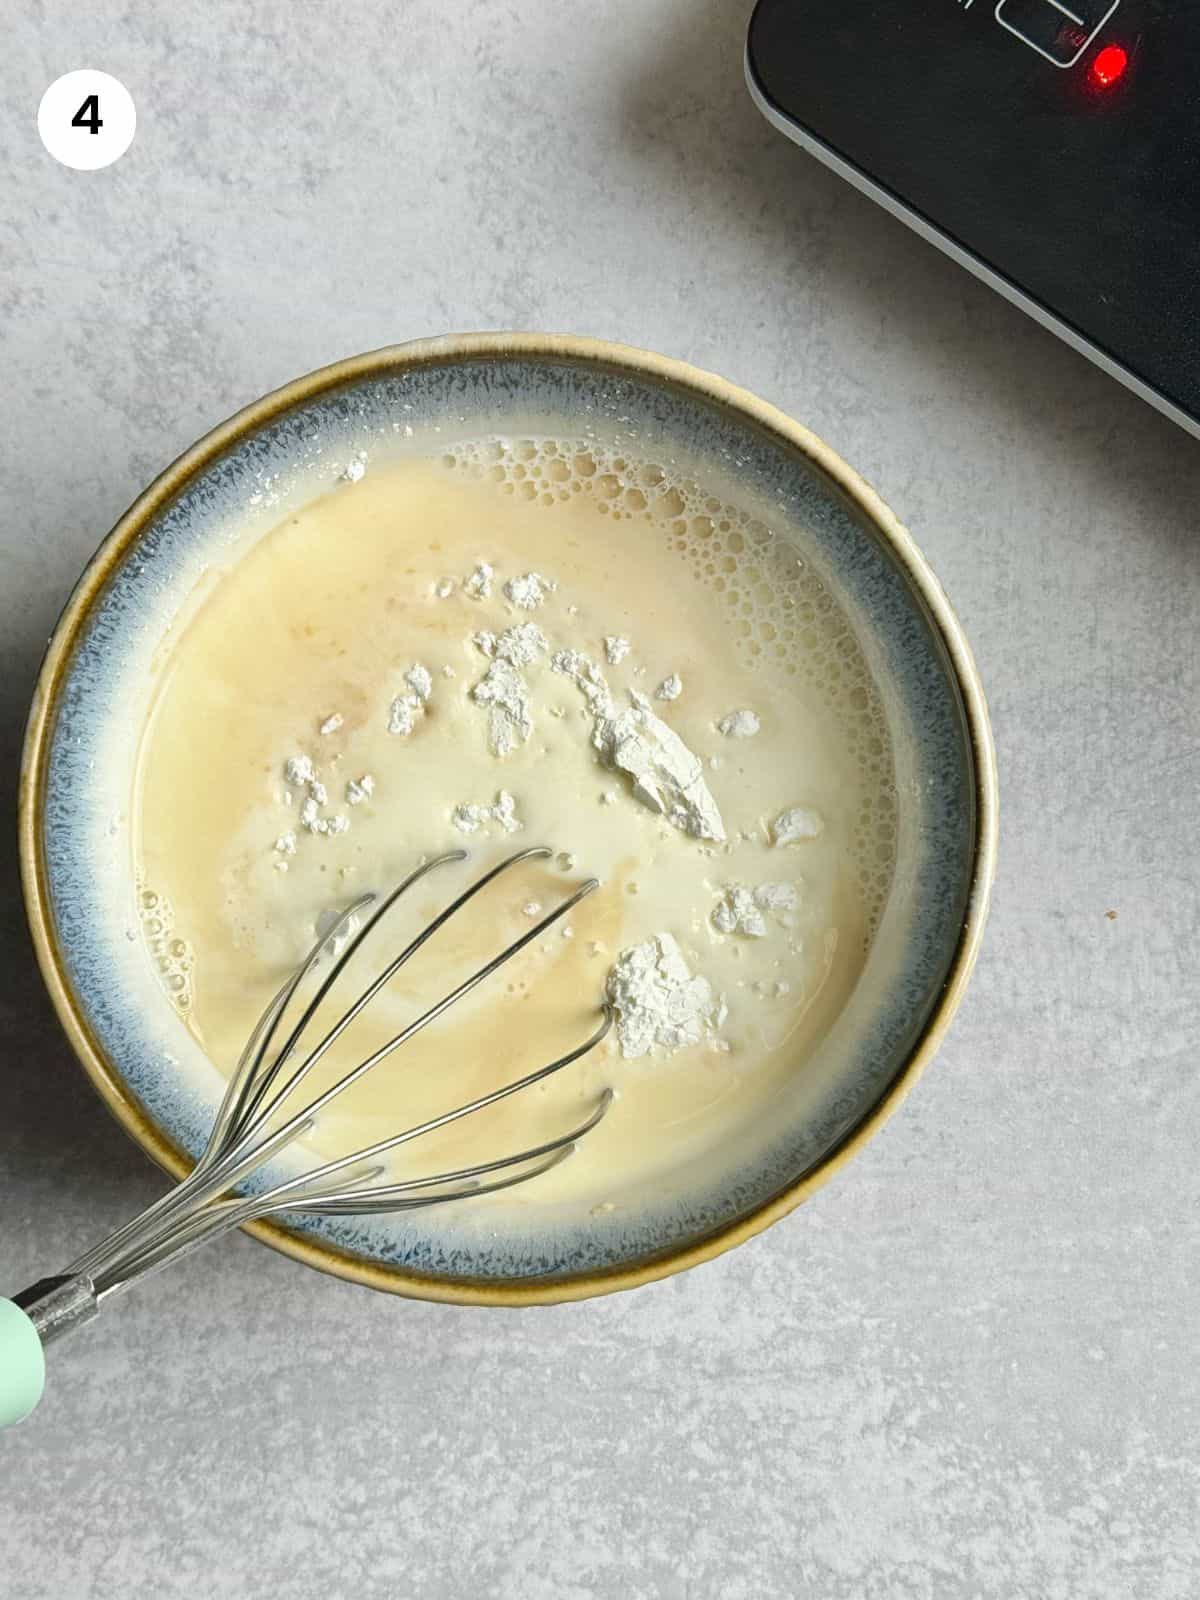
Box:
(0, 846, 612, 1425)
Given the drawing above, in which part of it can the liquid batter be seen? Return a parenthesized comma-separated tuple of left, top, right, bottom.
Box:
(134, 436, 897, 1212)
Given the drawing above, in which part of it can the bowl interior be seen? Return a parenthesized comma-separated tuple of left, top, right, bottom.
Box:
(29, 340, 984, 1296)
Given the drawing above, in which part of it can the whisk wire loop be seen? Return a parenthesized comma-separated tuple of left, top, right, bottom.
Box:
(62, 848, 612, 1307)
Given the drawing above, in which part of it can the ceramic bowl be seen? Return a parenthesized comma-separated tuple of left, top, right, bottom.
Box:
(19, 334, 997, 1304)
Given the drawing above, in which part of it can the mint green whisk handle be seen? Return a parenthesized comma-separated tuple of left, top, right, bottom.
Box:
(0, 1277, 97, 1426)
(0, 1299, 44, 1425)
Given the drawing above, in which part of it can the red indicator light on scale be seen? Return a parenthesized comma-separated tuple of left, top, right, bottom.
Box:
(1090, 44, 1129, 89)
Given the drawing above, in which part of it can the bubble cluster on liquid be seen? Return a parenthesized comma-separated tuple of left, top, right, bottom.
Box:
(137, 883, 195, 1013)
(441, 435, 899, 933)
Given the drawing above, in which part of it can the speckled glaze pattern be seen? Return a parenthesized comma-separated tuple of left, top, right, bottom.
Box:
(22, 336, 996, 1297)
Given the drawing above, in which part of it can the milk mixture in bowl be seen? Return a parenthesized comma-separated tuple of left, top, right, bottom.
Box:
(134, 435, 898, 1214)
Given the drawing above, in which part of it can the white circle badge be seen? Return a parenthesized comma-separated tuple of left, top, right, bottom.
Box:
(38, 70, 136, 171)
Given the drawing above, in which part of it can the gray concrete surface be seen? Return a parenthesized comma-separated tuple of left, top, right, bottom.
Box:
(3, 2, 1199, 1595)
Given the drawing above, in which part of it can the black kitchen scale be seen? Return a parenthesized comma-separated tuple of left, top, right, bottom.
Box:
(746, 1, 1200, 439)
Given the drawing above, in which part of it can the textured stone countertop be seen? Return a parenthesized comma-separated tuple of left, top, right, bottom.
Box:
(2, 3, 1198, 1595)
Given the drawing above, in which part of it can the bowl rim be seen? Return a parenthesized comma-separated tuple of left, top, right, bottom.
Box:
(19, 331, 999, 1306)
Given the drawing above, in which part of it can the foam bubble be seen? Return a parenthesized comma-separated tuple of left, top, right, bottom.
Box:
(137, 883, 195, 1013)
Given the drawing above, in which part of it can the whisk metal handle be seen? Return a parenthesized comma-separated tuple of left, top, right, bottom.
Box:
(0, 1277, 97, 1426)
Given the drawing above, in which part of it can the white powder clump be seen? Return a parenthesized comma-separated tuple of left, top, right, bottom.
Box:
(522, 901, 542, 918)
(491, 790, 521, 833)
(712, 887, 767, 939)
(551, 654, 724, 841)
(656, 674, 683, 702)
(595, 696, 726, 841)
(505, 571, 556, 610)
(473, 630, 497, 657)
(469, 630, 545, 755)
(718, 709, 760, 739)
(405, 663, 433, 702)
(387, 696, 421, 737)
(451, 790, 523, 834)
(319, 713, 343, 736)
(471, 658, 533, 756)
(286, 754, 351, 840)
(451, 803, 484, 834)
(389, 663, 435, 735)
(345, 775, 374, 806)
(299, 796, 327, 835)
(773, 807, 824, 845)
(285, 755, 315, 788)
(434, 578, 455, 599)
(550, 648, 613, 717)
(464, 562, 494, 600)
(493, 622, 547, 667)
(604, 636, 631, 665)
(606, 934, 719, 1059)
(341, 454, 366, 484)
(711, 881, 799, 938)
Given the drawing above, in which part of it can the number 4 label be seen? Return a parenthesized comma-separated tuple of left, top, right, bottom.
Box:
(38, 71, 135, 170)
(71, 95, 103, 136)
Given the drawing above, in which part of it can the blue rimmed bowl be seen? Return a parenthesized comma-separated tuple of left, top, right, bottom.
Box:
(19, 334, 997, 1304)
